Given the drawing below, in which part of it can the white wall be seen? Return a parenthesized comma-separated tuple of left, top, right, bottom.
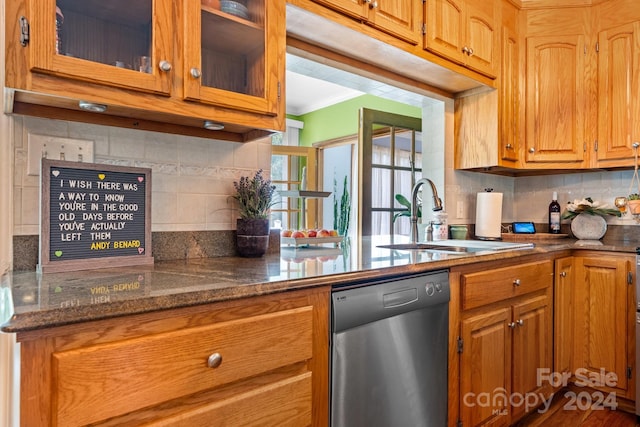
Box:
(12, 117, 273, 236)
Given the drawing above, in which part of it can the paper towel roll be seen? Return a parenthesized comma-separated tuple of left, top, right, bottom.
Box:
(475, 191, 503, 239)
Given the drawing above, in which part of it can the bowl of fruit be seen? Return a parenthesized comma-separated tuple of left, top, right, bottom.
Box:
(281, 228, 342, 247)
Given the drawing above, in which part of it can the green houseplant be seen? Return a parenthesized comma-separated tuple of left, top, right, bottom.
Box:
(232, 170, 276, 257)
(627, 193, 640, 215)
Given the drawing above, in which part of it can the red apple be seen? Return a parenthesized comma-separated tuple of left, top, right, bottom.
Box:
(329, 229, 339, 237)
(317, 229, 331, 238)
(291, 230, 306, 238)
(307, 229, 317, 237)
(281, 229, 292, 237)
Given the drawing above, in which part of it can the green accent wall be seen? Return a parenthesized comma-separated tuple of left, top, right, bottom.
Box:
(287, 94, 421, 147)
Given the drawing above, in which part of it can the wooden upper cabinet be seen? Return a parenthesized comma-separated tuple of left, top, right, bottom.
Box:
(5, 0, 286, 140)
(312, 0, 420, 43)
(500, 24, 520, 164)
(597, 21, 640, 166)
(27, 0, 173, 95)
(525, 34, 588, 167)
(424, 0, 499, 78)
(183, 0, 284, 116)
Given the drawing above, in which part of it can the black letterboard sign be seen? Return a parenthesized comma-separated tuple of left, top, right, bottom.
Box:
(40, 159, 154, 273)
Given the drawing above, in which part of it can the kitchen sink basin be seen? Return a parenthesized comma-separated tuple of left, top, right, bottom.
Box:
(377, 243, 470, 252)
(377, 240, 534, 253)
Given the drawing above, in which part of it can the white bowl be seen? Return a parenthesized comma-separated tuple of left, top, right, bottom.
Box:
(220, 0, 249, 19)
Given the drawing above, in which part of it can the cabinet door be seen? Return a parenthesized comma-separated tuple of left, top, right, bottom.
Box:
(597, 22, 640, 164)
(311, 0, 367, 20)
(574, 256, 633, 398)
(28, 0, 173, 95)
(464, 0, 499, 78)
(183, 0, 285, 116)
(425, 0, 466, 66)
(511, 294, 553, 421)
(554, 256, 575, 377)
(525, 35, 587, 166)
(500, 25, 519, 163)
(460, 307, 511, 427)
(369, 0, 420, 44)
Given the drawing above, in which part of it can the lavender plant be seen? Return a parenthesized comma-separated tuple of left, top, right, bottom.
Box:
(233, 170, 276, 219)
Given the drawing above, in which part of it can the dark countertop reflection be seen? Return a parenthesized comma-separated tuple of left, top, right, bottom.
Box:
(1, 236, 636, 333)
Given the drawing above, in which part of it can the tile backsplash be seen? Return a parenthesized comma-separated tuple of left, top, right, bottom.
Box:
(12, 116, 273, 236)
(12, 116, 638, 242)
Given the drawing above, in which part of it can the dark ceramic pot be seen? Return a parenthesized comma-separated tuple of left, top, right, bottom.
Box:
(236, 218, 269, 257)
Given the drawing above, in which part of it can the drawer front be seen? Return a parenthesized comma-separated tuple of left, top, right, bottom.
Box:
(461, 260, 552, 310)
(53, 306, 314, 427)
(147, 372, 312, 427)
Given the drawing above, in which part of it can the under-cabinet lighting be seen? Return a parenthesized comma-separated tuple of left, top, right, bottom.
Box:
(203, 120, 224, 131)
(78, 101, 107, 113)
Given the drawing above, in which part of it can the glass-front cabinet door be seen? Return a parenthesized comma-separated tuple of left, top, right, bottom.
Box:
(29, 0, 173, 95)
(183, 0, 285, 116)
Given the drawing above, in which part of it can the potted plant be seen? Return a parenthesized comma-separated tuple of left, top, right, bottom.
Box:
(232, 169, 276, 257)
(561, 197, 621, 240)
(627, 193, 640, 215)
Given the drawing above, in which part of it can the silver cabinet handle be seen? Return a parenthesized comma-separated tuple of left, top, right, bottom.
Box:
(158, 60, 172, 72)
(190, 68, 202, 79)
(516, 319, 524, 326)
(529, 147, 535, 153)
(508, 322, 516, 329)
(505, 143, 513, 149)
(462, 46, 470, 54)
(513, 279, 521, 287)
(560, 271, 567, 278)
(369, 0, 378, 8)
(207, 353, 222, 368)
(467, 47, 474, 56)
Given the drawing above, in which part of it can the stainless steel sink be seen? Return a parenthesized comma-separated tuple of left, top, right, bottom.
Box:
(377, 240, 534, 253)
(376, 243, 472, 253)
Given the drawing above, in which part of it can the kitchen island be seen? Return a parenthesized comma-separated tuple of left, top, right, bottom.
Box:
(1, 236, 637, 426)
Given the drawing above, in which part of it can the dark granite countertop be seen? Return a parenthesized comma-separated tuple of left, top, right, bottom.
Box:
(1, 236, 637, 333)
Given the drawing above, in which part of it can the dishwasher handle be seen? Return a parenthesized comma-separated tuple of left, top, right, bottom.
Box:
(383, 288, 418, 308)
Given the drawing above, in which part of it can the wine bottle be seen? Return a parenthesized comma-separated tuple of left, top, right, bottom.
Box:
(549, 192, 561, 234)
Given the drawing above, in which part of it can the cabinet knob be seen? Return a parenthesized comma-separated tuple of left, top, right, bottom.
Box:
(516, 319, 524, 326)
(508, 322, 516, 329)
(190, 68, 202, 79)
(529, 147, 535, 153)
(560, 271, 567, 278)
(369, 0, 378, 8)
(505, 143, 513, 150)
(158, 60, 172, 72)
(462, 46, 470, 54)
(207, 352, 223, 368)
(513, 279, 521, 286)
(467, 47, 474, 56)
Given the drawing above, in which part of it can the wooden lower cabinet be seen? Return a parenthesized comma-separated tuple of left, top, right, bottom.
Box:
(572, 253, 635, 400)
(456, 259, 554, 426)
(17, 286, 330, 427)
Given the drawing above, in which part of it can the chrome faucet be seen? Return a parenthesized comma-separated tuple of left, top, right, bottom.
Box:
(410, 178, 443, 243)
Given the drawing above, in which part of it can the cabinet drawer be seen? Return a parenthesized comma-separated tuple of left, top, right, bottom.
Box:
(53, 306, 314, 427)
(147, 372, 312, 427)
(461, 260, 552, 310)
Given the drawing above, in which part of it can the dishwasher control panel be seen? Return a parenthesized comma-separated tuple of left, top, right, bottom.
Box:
(331, 270, 449, 333)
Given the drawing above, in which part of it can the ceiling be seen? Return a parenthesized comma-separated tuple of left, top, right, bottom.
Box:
(285, 53, 432, 116)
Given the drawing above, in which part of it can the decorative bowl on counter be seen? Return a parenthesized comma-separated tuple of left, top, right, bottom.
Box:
(220, 0, 249, 19)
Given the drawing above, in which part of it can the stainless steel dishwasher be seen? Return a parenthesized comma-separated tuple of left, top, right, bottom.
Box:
(331, 270, 450, 427)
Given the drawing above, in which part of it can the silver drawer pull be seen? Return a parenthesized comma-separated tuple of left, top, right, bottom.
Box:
(516, 319, 524, 326)
(508, 322, 516, 329)
(207, 353, 223, 368)
(513, 279, 521, 286)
